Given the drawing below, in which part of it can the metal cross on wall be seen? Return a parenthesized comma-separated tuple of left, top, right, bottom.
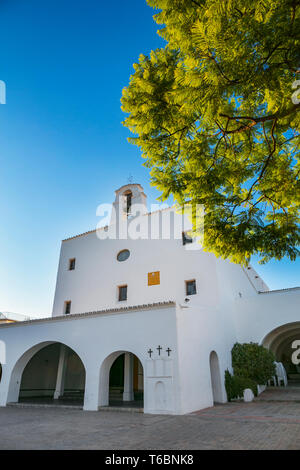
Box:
(147, 346, 172, 357)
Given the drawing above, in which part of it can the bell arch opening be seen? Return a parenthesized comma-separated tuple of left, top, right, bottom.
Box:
(123, 190, 132, 215)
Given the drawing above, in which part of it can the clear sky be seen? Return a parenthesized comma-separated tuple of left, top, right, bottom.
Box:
(0, 0, 299, 318)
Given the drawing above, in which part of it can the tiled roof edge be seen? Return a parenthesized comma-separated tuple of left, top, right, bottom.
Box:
(258, 286, 300, 294)
(0, 301, 176, 329)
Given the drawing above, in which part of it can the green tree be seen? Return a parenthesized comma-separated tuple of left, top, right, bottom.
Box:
(122, 0, 300, 264)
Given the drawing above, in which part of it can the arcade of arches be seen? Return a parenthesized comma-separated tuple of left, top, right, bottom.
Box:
(8, 325, 300, 412)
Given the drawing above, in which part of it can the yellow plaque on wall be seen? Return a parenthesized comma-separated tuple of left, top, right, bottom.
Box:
(148, 271, 160, 286)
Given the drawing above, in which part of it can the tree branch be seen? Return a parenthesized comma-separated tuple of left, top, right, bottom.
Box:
(219, 103, 300, 134)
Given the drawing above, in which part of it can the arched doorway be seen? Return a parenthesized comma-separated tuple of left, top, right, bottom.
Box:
(8, 342, 86, 406)
(209, 351, 223, 403)
(262, 322, 300, 385)
(99, 351, 144, 410)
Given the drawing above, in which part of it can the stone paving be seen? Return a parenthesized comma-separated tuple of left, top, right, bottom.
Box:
(255, 386, 300, 402)
(1, 387, 300, 450)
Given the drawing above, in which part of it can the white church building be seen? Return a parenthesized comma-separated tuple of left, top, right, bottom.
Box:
(0, 183, 299, 415)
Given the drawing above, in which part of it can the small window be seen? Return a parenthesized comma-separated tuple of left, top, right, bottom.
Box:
(69, 258, 76, 270)
(182, 231, 193, 245)
(64, 301, 71, 314)
(118, 285, 127, 301)
(117, 249, 130, 262)
(186, 280, 196, 296)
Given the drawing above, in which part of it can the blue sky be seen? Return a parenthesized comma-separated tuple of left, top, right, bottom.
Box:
(0, 0, 299, 318)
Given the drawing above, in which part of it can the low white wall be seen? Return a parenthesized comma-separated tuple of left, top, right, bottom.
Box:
(233, 288, 300, 344)
(0, 304, 181, 414)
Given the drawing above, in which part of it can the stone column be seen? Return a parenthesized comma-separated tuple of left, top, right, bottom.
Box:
(138, 360, 143, 390)
(53, 344, 67, 399)
(123, 352, 134, 401)
(83, 367, 101, 411)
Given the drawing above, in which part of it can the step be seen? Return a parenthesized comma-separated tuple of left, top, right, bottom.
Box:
(7, 401, 82, 410)
(98, 405, 143, 413)
(59, 391, 84, 401)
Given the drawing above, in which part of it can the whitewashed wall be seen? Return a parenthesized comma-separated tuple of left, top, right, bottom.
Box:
(233, 287, 300, 344)
(52, 205, 268, 318)
(1, 183, 299, 416)
(0, 304, 182, 414)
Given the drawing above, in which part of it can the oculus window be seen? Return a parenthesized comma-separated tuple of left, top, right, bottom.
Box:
(117, 249, 130, 262)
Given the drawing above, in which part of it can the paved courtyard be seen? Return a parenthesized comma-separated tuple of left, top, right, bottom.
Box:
(1, 387, 300, 450)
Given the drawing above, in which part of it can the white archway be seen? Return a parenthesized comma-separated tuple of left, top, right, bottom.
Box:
(98, 350, 144, 408)
(209, 351, 223, 404)
(262, 322, 300, 384)
(6, 341, 86, 405)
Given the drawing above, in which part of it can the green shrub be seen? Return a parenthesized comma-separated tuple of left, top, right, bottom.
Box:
(225, 342, 276, 402)
(232, 342, 276, 384)
(225, 370, 257, 401)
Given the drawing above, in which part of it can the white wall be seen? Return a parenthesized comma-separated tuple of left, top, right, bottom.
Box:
(1, 273, 299, 415)
(52, 205, 261, 318)
(3, 185, 299, 416)
(233, 288, 300, 344)
(0, 304, 182, 414)
(175, 303, 235, 414)
(52, 232, 215, 316)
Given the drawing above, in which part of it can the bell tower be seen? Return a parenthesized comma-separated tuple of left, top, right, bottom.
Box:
(110, 183, 148, 225)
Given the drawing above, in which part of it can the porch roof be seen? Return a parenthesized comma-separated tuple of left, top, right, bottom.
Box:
(0, 301, 176, 329)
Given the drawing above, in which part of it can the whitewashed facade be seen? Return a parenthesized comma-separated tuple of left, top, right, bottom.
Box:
(0, 184, 299, 415)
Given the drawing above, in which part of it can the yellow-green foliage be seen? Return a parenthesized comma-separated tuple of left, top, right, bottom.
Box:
(122, 0, 300, 264)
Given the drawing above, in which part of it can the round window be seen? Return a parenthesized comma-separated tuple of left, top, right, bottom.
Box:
(117, 249, 130, 262)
